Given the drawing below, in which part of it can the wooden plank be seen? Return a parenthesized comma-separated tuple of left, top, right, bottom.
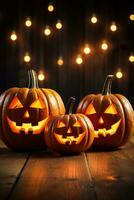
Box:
(0, 138, 7, 148)
(9, 152, 96, 200)
(86, 142, 134, 200)
(0, 139, 29, 200)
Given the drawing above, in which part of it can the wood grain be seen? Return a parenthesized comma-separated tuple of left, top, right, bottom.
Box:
(0, 139, 29, 200)
(86, 142, 134, 200)
(9, 152, 96, 200)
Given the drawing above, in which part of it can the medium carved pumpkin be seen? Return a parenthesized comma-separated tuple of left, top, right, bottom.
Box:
(77, 75, 134, 149)
(44, 97, 94, 154)
(0, 70, 65, 151)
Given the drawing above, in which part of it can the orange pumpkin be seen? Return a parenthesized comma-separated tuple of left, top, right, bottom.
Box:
(44, 97, 94, 154)
(77, 75, 134, 149)
(0, 70, 65, 151)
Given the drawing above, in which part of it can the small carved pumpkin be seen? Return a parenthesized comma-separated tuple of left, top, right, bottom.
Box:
(77, 75, 134, 149)
(0, 70, 65, 151)
(44, 97, 94, 154)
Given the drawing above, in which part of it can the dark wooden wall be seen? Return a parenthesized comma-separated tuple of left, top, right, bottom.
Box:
(0, 0, 134, 107)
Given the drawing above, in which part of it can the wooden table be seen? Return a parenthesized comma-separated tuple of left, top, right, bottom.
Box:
(0, 139, 134, 200)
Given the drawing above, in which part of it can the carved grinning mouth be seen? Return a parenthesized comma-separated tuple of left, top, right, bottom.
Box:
(54, 132, 86, 145)
(6, 117, 47, 135)
(94, 119, 121, 138)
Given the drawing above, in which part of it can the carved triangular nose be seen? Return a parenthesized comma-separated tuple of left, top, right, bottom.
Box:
(98, 117, 104, 124)
(24, 111, 30, 118)
(67, 127, 72, 133)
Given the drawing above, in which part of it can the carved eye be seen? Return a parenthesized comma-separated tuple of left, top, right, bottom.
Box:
(30, 98, 45, 109)
(85, 104, 96, 115)
(104, 104, 117, 114)
(57, 121, 66, 128)
(9, 97, 23, 109)
(73, 121, 81, 127)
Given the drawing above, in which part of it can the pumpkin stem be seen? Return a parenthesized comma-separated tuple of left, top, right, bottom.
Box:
(102, 75, 114, 95)
(66, 97, 75, 114)
(28, 69, 39, 88)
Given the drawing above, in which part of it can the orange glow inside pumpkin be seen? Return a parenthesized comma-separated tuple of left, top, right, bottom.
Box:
(57, 121, 66, 128)
(7, 117, 48, 135)
(54, 131, 86, 145)
(30, 98, 45, 108)
(8, 97, 23, 109)
(7, 97, 47, 134)
(84, 103, 121, 138)
(104, 104, 118, 114)
(54, 120, 86, 145)
(85, 104, 96, 115)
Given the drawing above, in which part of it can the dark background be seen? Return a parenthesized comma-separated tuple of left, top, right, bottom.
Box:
(0, 0, 134, 107)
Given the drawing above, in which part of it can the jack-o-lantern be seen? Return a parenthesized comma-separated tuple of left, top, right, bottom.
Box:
(0, 70, 65, 151)
(77, 75, 134, 149)
(44, 97, 94, 154)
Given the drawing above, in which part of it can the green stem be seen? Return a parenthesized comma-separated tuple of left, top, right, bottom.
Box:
(102, 75, 114, 95)
(28, 69, 39, 88)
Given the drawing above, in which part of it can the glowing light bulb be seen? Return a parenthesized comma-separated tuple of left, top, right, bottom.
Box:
(57, 57, 64, 66)
(110, 22, 117, 32)
(24, 53, 31, 63)
(38, 72, 45, 81)
(129, 14, 134, 21)
(101, 41, 108, 50)
(129, 54, 134, 62)
(48, 3, 54, 12)
(83, 45, 91, 54)
(76, 55, 83, 65)
(116, 71, 123, 79)
(56, 20, 63, 30)
(91, 14, 97, 24)
(25, 18, 32, 27)
(44, 26, 51, 36)
(10, 31, 17, 41)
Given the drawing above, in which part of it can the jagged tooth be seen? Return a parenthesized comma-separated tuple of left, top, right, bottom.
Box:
(72, 141, 76, 145)
(16, 122, 22, 126)
(20, 128, 25, 134)
(65, 141, 71, 145)
(28, 128, 33, 134)
(32, 122, 38, 126)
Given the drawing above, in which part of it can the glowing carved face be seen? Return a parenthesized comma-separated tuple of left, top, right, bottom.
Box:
(53, 120, 86, 145)
(7, 96, 47, 135)
(84, 103, 121, 138)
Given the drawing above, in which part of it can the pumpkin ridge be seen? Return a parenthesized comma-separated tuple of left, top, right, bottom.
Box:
(77, 115, 90, 151)
(48, 89, 65, 115)
(114, 94, 134, 145)
(79, 114, 94, 150)
(1, 88, 20, 149)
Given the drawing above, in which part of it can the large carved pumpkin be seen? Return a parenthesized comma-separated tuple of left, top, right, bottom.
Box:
(77, 75, 134, 149)
(0, 70, 65, 151)
(44, 97, 94, 154)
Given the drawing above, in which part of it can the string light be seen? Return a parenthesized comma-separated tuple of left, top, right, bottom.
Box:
(116, 71, 123, 79)
(38, 71, 45, 81)
(57, 57, 64, 66)
(129, 14, 134, 21)
(24, 53, 31, 63)
(101, 40, 108, 50)
(10, 31, 17, 41)
(129, 53, 134, 62)
(48, 3, 54, 12)
(25, 18, 32, 27)
(76, 54, 83, 65)
(110, 22, 117, 32)
(44, 25, 51, 36)
(83, 44, 91, 54)
(56, 20, 63, 30)
(91, 14, 98, 24)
